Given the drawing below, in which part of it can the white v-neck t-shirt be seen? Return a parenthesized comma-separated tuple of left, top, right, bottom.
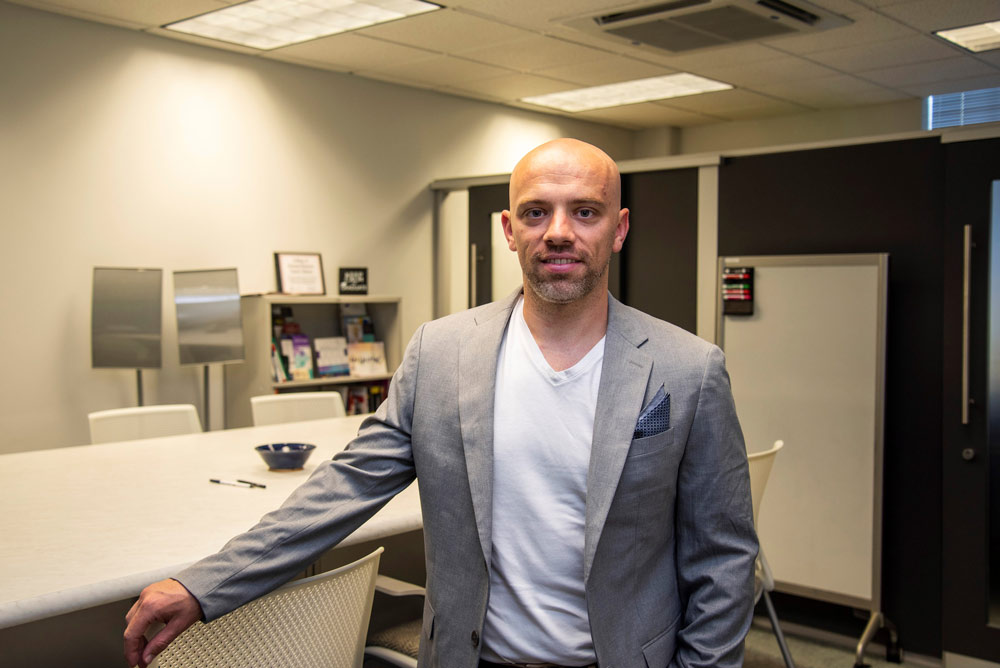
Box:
(481, 296, 605, 665)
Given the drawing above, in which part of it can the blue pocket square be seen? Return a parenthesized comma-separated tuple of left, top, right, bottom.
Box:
(634, 387, 670, 439)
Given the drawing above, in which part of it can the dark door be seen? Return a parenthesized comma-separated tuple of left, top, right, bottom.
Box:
(942, 137, 1000, 663)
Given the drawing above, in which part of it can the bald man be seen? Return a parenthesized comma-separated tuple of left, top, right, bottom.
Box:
(125, 139, 756, 668)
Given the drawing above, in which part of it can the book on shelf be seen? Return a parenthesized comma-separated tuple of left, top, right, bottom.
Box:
(368, 383, 386, 412)
(289, 334, 314, 380)
(314, 336, 350, 377)
(347, 341, 388, 377)
(270, 338, 289, 382)
(343, 315, 375, 343)
(341, 302, 375, 343)
(347, 386, 369, 415)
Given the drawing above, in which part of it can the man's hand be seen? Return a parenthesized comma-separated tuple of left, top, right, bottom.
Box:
(124, 578, 203, 668)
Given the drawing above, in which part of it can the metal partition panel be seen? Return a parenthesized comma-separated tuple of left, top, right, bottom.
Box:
(91, 267, 163, 369)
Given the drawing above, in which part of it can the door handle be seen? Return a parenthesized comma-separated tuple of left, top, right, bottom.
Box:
(963, 224, 971, 424)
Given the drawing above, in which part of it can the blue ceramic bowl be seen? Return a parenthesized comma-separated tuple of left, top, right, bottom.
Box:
(255, 443, 316, 471)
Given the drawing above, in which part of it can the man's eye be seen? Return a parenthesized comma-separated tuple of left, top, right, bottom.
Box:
(578, 209, 595, 219)
(525, 209, 545, 218)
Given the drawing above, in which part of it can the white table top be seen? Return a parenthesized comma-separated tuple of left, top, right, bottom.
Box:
(0, 414, 421, 629)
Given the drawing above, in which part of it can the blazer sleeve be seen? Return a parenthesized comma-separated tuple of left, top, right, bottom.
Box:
(175, 324, 426, 621)
(669, 345, 758, 668)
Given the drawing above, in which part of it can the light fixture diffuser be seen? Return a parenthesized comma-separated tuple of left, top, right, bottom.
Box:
(521, 73, 732, 112)
(934, 20, 1000, 53)
(165, 0, 441, 50)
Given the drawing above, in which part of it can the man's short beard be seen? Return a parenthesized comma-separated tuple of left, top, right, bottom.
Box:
(523, 257, 609, 304)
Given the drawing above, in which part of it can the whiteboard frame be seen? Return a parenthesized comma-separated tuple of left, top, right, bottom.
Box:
(717, 253, 888, 612)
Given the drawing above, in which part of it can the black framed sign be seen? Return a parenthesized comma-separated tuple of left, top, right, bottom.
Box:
(338, 267, 368, 295)
(275, 252, 325, 295)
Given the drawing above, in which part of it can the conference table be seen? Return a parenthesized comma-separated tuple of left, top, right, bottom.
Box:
(0, 414, 422, 665)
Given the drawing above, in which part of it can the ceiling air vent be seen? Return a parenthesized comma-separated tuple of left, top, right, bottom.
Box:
(562, 0, 851, 54)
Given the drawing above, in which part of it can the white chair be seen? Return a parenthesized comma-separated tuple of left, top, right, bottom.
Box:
(88, 404, 202, 444)
(748, 440, 795, 668)
(364, 575, 426, 668)
(251, 391, 347, 426)
(152, 548, 383, 668)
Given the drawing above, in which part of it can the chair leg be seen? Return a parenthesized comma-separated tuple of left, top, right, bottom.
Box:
(763, 590, 796, 668)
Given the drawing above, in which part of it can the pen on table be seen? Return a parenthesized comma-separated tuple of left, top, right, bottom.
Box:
(210, 478, 256, 489)
(237, 479, 267, 489)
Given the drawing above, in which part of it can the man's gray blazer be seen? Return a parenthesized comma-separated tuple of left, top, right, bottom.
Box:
(177, 289, 757, 668)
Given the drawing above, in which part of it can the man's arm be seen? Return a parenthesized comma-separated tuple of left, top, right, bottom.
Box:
(670, 345, 758, 668)
(123, 579, 202, 668)
(122, 323, 426, 666)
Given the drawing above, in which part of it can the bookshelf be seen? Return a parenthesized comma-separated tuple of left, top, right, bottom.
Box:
(224, 294, 402, 427)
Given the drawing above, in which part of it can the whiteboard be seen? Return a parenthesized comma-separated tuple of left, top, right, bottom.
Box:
(718, 254, 887, 610)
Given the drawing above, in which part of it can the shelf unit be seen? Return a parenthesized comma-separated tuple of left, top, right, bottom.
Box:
(225, 294, 402, 428)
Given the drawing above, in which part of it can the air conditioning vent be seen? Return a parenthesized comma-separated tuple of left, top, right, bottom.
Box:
(561, 0, 851, 54)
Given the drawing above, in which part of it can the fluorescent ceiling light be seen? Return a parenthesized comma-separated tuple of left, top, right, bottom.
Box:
(165, 0, 440, 50)
(934, 20, 1000, 53)
(521, 73, 732, 112)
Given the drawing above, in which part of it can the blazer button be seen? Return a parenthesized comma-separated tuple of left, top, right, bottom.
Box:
(471, 630, 480, 647)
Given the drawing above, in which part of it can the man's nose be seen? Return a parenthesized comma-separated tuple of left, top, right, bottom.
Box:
(543, 209, 574, 244)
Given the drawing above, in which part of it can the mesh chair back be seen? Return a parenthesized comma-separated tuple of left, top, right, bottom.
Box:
(153, 548, 382, 668)
(251, 392, 347, 426)
(88, 404, 202, 444)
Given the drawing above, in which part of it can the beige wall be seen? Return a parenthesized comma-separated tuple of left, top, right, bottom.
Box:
(0, 2, 635, 453)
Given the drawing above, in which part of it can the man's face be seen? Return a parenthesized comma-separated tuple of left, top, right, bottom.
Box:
(502, 142, 629, 305)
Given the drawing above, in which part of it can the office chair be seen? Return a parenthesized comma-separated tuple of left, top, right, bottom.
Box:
(152, 548, 383, 668)
(251, 391, 347, 426)
(748, 440, 796, 668)
(88, 404, 202, 444)
(364, 575, 426, 668)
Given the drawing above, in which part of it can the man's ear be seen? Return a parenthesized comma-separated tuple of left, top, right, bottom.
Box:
(612, 208, 630, 253)
(501, 210, 517, 251)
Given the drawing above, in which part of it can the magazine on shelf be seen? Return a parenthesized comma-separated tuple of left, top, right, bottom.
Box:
(347, 341, 387, 377)
(314, 336, 350, 377)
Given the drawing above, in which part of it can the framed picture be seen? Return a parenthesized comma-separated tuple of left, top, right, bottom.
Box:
(274, 252, 326, 295)
(338, 267, 369, 295)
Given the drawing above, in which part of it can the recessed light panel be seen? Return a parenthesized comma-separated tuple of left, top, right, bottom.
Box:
(165, 0, 440, 50)
(934, 20, 1000, 53)
(521, 73, 732, 112)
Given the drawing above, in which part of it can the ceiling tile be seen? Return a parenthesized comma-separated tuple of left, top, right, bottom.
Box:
(805, 34, 962, 73)
(878, 0, 1000, 32)
(661, 88, 808, 118)
(272, 34, 438, 72)
(456, 35, 611, 73)
(356, 55, 513, 88)
(695, 55, 842, 87)
(764, 9, 917, 55)
(755, 74, 915, 108)
(533, 55, 674, 87)
(449, 72, 579, 101)
(861, 56, 997, 87)
(973, 50, 1000, 68)
(625, 42, 788, 71)
(569, 102, 721, 129)
(900, 72, 1000, 97)
(357, 7, 535, 53)
(443, 0, 638, 31)
(7, 0, 227, 29)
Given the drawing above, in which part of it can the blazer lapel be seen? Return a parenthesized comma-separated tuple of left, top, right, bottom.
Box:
(584, 295, 652, 582)
(458, 289, 520, 567)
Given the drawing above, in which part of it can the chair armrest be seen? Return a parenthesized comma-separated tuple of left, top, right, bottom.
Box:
(375, 575, 426, 598)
